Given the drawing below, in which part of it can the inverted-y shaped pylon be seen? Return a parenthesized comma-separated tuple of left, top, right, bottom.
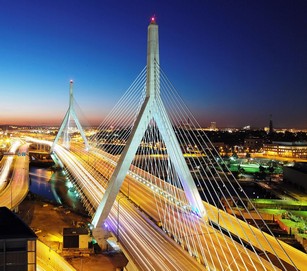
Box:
(51, 80, 90, 152)
(92, 18, 205, 228)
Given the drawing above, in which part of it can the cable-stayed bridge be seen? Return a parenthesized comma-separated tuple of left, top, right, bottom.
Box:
(27, 18, 305, 271)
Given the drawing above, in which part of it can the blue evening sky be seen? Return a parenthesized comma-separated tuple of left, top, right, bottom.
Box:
(0, 0, 306, 128)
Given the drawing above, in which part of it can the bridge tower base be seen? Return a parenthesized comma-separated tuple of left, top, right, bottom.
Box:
(92, 228, 112, 251)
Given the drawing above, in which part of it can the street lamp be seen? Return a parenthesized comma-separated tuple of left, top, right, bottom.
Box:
(117, 195, 126, 243)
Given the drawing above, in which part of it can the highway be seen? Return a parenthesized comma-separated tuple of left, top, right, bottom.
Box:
(29, 138, 207, 270)
(0, 139, 21, 191)
(60, 143, 207, 270)
(75, 145, 304, 271)
(0, 140, 30, 209)
(27, 138, 304, 271)
(57, 143, 282, 270)
(0, 139, 77, 271)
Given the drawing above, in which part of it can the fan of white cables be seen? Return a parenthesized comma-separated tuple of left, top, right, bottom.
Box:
(88, 67, 147, 179)
(156, 63, 298, 271)
(69, 63, 299, 270)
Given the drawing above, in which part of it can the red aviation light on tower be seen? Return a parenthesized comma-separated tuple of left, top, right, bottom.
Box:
(150, 16, 156, 24)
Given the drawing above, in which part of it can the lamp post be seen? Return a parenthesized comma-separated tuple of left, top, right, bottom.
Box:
(117, 195, 126, 243)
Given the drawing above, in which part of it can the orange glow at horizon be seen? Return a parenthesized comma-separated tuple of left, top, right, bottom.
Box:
(0, 114, 106, 127)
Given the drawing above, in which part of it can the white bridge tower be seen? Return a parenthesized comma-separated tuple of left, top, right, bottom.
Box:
(92, 18, 205, 229)
(51, 80, 89, 152)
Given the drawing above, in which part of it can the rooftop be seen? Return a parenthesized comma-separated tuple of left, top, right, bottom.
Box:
(0, 207, 37, 239)
(272, 141, 307, 146)
(63, 227, 89, 236)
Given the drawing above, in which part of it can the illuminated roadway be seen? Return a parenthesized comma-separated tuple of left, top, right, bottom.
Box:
(0, 139, 76, 271)
(80, 145, 305, 271)
(0, 139, 22, 191)
(0, 140, 30, 209)
(30, 138, 206, 271)
(27, 138, 305, 271)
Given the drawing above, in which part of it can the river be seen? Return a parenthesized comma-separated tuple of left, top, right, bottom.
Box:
(29, 165, 87, 214)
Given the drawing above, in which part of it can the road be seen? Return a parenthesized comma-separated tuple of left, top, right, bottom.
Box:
(0, 139, 77, 271)
(77, 145, 305, 271)
(39, 139, 208, 271)
(28, 138, 304, 271)
(0, 139, 21, 191)
(0, 141, 30, 209)
(57, 144, 284, 271)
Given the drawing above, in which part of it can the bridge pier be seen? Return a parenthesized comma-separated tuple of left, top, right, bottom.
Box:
(92, 227, 139, 271)
(92, 227, 112, 251)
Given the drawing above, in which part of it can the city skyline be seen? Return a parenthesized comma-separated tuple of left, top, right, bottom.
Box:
(0, 1, 306, 128)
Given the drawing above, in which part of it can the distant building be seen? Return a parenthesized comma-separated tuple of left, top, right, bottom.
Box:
(0, 207, 37, 271)
(209, 122, 217, 131)
(263, 141, 307, 159)
(283, 163, 307, 191)
(211, 142, 226, 154)
(244, 137, 264, 152)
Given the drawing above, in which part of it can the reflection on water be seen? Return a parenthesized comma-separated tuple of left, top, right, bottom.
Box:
(29, 167, 57, 201)
(29, 166, 87, 214)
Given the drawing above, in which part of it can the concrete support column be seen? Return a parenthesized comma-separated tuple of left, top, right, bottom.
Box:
(92, 227, 111, 251)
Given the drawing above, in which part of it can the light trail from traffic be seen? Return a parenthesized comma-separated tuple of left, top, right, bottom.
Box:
(0, 139, 31, 210)
(26, 138, 305, 271)
(28, 138, 208, 270)
(0, 139, 22, 191)
(73, 144, 305, 270)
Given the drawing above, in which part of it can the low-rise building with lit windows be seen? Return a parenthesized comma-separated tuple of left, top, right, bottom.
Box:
(244, 137, 265, 152)
(263, 141, 307, 159)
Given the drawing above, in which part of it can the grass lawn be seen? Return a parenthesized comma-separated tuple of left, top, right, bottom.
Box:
(259, 209, 285, 215)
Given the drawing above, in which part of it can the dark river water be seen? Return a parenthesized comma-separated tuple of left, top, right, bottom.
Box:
(29, 166, 87, 214)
